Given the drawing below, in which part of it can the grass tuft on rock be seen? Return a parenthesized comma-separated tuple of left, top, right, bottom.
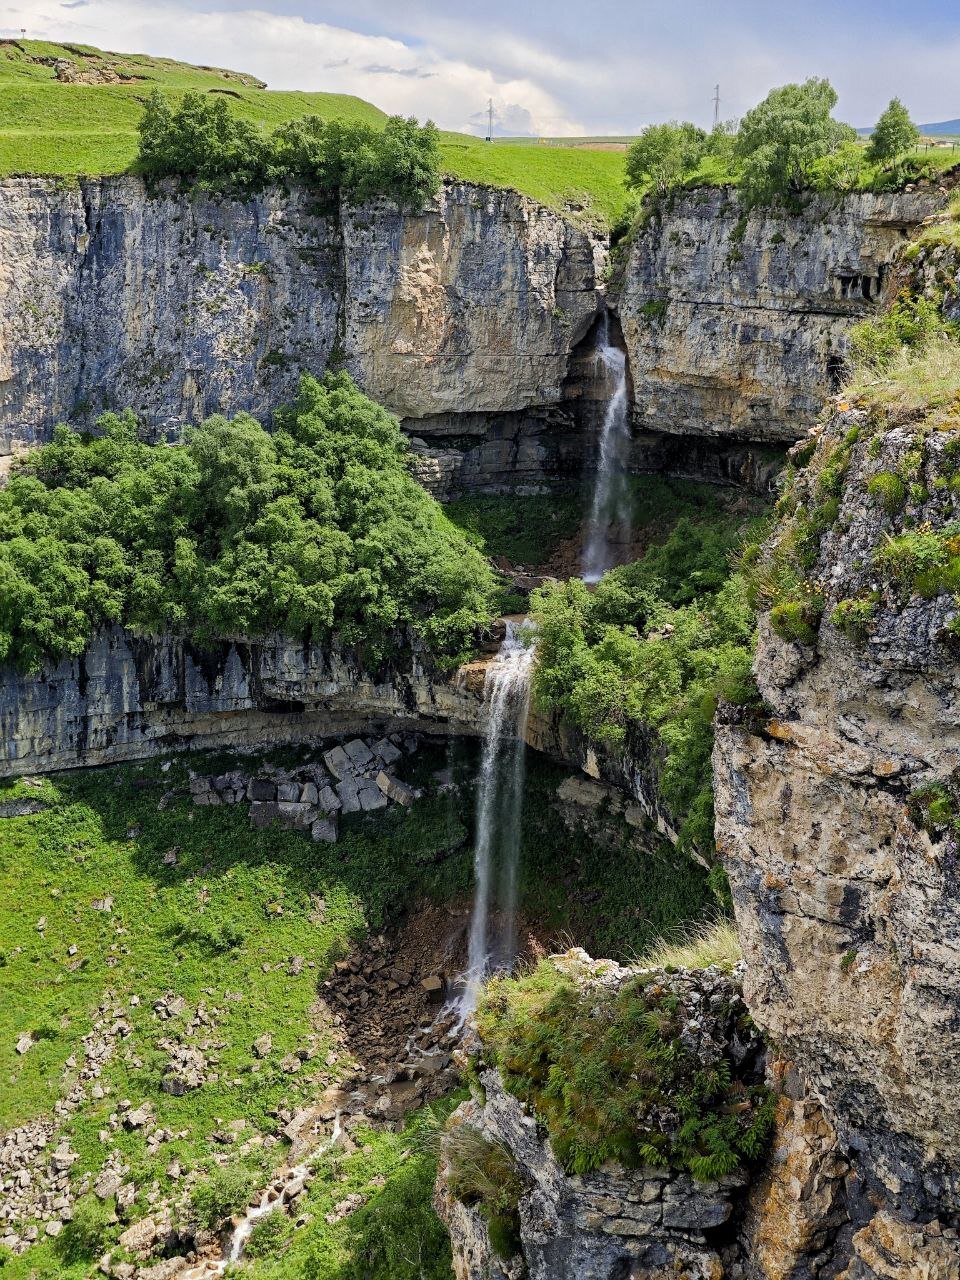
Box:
(474, 955, 774, 1180)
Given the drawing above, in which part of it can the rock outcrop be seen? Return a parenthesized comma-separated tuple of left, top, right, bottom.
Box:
(0, 626, 484, 776)
(436, 950, 766, 1280)
(618, 189, 943, 444)
(714, 403, 960, 1270)
(0, 176, 601, 483)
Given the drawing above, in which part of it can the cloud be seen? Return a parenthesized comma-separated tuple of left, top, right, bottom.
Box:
(361, 63, 436, 79)
(467, 102, 538, 138)
(10, 0, 585, 135)
(6, 0, 960, 135)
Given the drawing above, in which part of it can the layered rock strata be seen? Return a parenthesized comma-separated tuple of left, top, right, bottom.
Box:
(619, 189, 943, 444)
(714, 406, 960, 1272)
(0, 177, 601, 468)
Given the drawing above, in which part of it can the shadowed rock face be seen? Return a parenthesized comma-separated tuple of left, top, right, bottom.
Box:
(0, 176, 602, 459)
(0, 628, 675, 843)
(714, 407, 960, 1269)
(618, 189, 943, 444)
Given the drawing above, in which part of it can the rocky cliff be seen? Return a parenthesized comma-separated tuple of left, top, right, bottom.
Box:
(0, 176, 601, 476)
(1, 178, 947, 498)
(618, 189, 943, 445)
(0, 628, 676, 842)
(714, 399, 960, 1274)
(435, 950, 765, 1280)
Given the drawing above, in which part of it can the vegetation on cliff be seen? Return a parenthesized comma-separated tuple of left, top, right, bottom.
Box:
(474, 956, 774, 1179)
(531, 488, 767, 858)
(0, 372, 495, 672)
(625, 78, 955, 210)
(749, 196, 960, 647)
(137, 90, 442, 208)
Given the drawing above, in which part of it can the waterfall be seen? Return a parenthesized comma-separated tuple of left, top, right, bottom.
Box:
(460, 620, 535, 1015)
(581, 310, 632, 584)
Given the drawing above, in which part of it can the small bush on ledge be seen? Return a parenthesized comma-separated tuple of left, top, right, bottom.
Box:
(474, 954, 774, 1181)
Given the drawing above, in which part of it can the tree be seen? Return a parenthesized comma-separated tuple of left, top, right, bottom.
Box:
(734, 78, 851, 206)
(136, 89, 270, 188)
(625, 122, 707, 196)
(868, 97, 919, 164)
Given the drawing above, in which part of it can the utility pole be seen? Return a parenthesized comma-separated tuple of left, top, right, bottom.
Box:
(485, 98, 493, 142)
(713, 84, 720, 129)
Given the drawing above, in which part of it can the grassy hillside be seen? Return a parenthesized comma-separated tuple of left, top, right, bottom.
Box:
(0, 39, 627, 225)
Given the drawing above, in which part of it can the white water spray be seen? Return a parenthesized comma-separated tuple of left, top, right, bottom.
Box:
(581, 311, 632, 583)
(460, 620, 535, 1015)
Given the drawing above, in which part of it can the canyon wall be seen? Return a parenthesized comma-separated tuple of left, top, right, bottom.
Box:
(714, 405, 960, 1274)
(618, 189, 942, 444)
(0, 627, 676, 841)
(0, 176, 601, 472)
(0, 178, 944, 497)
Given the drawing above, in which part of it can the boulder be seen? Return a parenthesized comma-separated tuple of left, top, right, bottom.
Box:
(376, 771, 416, 807)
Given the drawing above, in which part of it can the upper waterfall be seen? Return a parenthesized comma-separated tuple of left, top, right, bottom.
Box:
(581, 311, 632, 583)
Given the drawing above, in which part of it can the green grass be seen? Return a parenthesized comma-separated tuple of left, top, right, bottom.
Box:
(640, 917, 741, 971)
(0, 39, 628, 225)
(474, 956, 774, 1179)
(0, 728, 715, 1275)
(244, 1096, 462, 1280)
(444, 492, 584, 566)
(438, 138, 627, 225)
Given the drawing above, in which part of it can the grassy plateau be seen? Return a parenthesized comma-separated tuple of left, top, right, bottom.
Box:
(0, 39, 627, 226)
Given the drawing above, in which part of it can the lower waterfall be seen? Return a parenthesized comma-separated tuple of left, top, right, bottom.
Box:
(581, 310, 632, 583)
(460, 620, 535, 1015)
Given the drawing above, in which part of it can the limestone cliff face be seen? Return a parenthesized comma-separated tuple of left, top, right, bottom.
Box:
(0, 176, 601, 463)
(0, 629, 673, 843)
(714, 406, 960, 1271)
(0, 626, 485, 776)
(618, 190, 942, 444)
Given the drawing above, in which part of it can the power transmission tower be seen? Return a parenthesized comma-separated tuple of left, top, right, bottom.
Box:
(485, 98, 493, 143)
(713, 84, 720, 128)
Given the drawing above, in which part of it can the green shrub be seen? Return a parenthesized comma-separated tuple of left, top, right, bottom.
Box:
(908, 773, 960, 838)
(244, 1208, 292, 1259)
(867, 98, 920, 165)
(190, 1166, 259, 1229)
(873, 527, 960, 596)
(770, 596, 823, 646)
(475, 959, 774, 1180)
(137, 89, 441, 207)
(850, 295, 955, 371)
(831, 594, 879, 643)
(625, 121, 707, 196)
(734, 78, 853, 207)
(137, 90, 270, 189)
(446, 1127, 525, 1259)
(867, 470, 907, 514)
(55, 1196, 113, 1264)
(0, 372, 494, 672)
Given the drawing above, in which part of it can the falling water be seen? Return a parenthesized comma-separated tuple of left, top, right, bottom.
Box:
(460, 620, 536, 1015)
(581, 310, 632, 583)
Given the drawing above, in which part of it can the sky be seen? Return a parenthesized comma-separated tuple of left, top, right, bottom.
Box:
(2, 0, 959, 136)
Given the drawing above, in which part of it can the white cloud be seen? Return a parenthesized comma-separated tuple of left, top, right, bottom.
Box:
(0, 0, 585, 135)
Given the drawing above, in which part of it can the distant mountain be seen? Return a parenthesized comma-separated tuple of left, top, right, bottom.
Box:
(859, 117, 960, 136)
(919, 119, 960, 136)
